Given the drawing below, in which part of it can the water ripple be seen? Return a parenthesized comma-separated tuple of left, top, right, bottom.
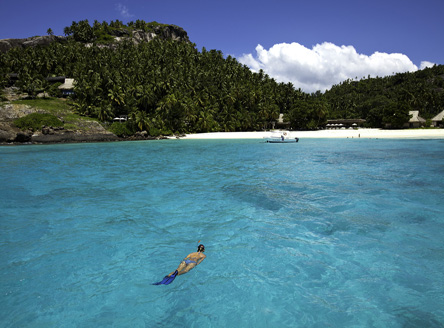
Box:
(1, 139, 444, 327)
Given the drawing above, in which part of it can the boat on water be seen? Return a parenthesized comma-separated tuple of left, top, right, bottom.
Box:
(264, 131, 299, 143)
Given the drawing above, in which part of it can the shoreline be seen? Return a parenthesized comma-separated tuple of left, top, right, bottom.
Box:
(2, 129, 443, 146)
(180, 129, 444, 140)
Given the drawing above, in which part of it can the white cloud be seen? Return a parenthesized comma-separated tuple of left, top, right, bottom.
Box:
(420, 61, 435, 70)
(238, 42, 433, 93)
(116, 3, 134, 18)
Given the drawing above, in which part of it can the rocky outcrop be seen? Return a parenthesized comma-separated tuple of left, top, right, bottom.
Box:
(30, 130, 119, 144)
(0, 92, 120, 144)
(1, 89, 28, 142)
(131, 30, 158, 43)
(0, 118, 120, 144)
(0, 35, 66, 53)
(0, 26, 189, 53)
(131, 25, 189, 44)
(0, 122, 20, 142)
(147, 25, 189, 42)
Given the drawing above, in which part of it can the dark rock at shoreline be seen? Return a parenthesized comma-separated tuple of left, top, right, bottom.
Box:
(126, 130, 167, 141)
(0, 129, 120, 145)
(0, 125, 172, 145)
(0, 123, 18, 142)
(30, 130, 120, 144)
(0, 105, 120, 145)
(15, 131, 32, 142)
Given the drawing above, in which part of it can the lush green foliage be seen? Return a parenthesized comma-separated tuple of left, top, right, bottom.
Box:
(1, 19, 443, 133)
(13, 98, 71, 113)
(14, 113, 63, 131)
(322, 67, 444, 127)
(108, 122, 134, 137)
(0, 90, 7, 102)
(0, 20, 314, 134)
(286, 96, 328, 130)
(62, 19, 176, 44)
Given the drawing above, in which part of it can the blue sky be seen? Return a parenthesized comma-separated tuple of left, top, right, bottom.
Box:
(1, 0, 443, 92)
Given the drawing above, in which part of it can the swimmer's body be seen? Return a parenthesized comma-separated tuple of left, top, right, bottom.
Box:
(168, 244, 206, 276)
(153, 244, 206, 285)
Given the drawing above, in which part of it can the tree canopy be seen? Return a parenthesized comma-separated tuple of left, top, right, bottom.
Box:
(322, 67, 444, 127)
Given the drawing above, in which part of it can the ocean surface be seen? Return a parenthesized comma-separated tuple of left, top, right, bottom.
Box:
(1, 138, 444, 328)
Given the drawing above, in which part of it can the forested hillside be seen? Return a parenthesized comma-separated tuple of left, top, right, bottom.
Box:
(322, 65, 444, 128)
(1, 19, 443, 135)
(0, 20, 313, 135)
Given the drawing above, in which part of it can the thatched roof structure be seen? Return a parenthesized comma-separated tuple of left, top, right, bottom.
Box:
(408, 111, 426, 123)
(431, 110, 444, 122)
(58, 78, 75, 90)
(431, 110, 444, 127)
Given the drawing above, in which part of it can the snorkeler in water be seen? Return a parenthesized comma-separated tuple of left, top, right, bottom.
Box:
(153, 244, 206, 285)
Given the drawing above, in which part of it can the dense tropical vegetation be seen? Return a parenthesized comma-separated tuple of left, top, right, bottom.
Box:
(323, 68, 444, 128)
(1, 19, 443, 135)
(14, 113, 63, 131)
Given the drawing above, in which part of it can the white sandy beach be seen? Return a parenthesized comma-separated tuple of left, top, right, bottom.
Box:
(179, 129, 444, 139)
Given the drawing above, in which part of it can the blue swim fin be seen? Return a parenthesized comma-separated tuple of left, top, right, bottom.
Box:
(152, 270, 178, 285)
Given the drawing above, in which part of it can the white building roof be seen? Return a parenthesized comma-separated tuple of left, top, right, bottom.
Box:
(409, 111, 426, 123)
(431, 110, 444, 122)
(58, 78, 75, 90)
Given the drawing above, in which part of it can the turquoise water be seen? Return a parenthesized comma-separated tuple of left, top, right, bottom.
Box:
(1, 139, 444, 327)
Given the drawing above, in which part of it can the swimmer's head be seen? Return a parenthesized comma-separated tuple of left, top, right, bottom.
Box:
(197, 244, 205, 252)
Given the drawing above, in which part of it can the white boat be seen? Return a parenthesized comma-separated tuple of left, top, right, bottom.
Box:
(264, 131, 299, 143)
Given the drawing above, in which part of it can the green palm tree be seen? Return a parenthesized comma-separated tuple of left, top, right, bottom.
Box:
(98, 103, 114, 122)
(197, 110, 215, 132)
(130, 110, 150, 131)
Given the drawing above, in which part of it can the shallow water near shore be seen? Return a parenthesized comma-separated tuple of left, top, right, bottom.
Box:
(1, 139, 444, 327)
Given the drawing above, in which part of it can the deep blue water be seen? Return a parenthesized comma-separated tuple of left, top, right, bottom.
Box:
(1, 138, 444, 327)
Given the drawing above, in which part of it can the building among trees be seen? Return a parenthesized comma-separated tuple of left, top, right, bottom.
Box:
(58, 78, 75, 96)
(326, 119, 366, 129)
(431, 110, 444, 127)
(404, 111, 426, 128)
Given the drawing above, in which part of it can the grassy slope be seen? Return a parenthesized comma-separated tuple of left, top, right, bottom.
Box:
(11, 98, 104, 132)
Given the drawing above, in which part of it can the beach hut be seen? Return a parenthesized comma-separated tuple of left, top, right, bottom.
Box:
(431, 110, 444, 127)
(404, 111, 426, 128)
(58, 78, 75, 96)
(276, 113, 290, 129)
(270, 113, 290, 130)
